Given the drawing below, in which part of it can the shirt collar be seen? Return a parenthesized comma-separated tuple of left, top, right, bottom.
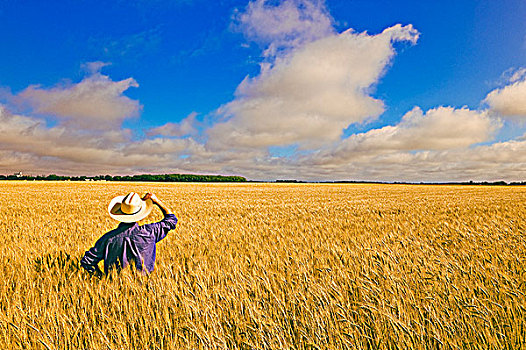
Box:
(118, 222, 137, 229)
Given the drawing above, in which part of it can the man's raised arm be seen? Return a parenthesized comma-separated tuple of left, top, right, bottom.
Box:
(143, 193, 173, 216)
(142, 193, 177, 242)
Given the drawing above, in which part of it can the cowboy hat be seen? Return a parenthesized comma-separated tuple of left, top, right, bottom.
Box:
(108, 192, 153, 222)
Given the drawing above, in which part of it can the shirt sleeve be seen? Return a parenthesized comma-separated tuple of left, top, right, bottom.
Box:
(80, 236, 106, 274)
(143, 214, 178, 242)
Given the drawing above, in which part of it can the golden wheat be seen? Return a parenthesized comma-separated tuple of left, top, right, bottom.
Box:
(0, 181, 525, 349)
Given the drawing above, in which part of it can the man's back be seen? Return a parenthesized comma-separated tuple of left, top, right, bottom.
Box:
(80, 192, 177, 275)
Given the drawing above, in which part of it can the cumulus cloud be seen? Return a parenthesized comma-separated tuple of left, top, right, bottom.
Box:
(187, 136, 526, 182)
(397, 107, 499, 148)
(3, 0, 525, 182)
(208, 23, 419, 150)
(82, 61, 111, 74)
(235, 0, 334, 57)
(303, 106, 500, 166)
(0, 66, 209, 176)
(0, 150, 37, 173)
(16, 72, 141, 129)
(508, 68, 526, 83)
(146, 112, 199, 137)
(0, 104, 202, 175)
(124, 137, 201, 156)
(484, 72, 526, 117)
(302, 139, 526, 183)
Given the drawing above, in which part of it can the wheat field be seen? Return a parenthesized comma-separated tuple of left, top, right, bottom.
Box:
(0, 181, 525, 349)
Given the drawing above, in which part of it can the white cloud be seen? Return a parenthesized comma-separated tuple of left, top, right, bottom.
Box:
(508, 68, 526, 83)
(355, 138, 526, 183)
(146, 112, 198, 137)
(484, 73, 526, 117)
(381, 23, 420, 45)
(394, 106, 498, 150)
(235, 0, 334, 57)
(0, 105, 199, 175)
(2, 0, 525, 183)
(184, 136, 526, 182)
(124, 137, 201, 156)
(81, 61, 111, 74)
(16, 72, 141, 129)
(208, 23, 419, 150)
(0, 150, 37, 173)
(303, 106, 500, 166)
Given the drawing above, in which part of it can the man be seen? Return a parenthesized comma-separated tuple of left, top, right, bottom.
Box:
(80, 192, 177, 275)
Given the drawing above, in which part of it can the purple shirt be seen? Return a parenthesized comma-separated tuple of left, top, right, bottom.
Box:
(80, 214, 177, 274)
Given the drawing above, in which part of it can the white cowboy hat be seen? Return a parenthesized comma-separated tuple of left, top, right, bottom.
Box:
(108, 192, 153, 223)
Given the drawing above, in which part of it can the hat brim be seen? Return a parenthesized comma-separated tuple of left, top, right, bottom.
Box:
(108, 196, 154, 223)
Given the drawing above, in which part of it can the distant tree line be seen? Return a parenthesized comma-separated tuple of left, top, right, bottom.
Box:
(0, 173, 247, 182)
(318, 180, 526, 186)
(2, 173, 525, 185)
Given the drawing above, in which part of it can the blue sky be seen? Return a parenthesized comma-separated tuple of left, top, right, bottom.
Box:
(1, 0, 525, 181)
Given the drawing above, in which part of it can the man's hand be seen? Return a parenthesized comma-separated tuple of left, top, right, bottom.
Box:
(142, 192, 172, 215)
(142, 192, 158, 203)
